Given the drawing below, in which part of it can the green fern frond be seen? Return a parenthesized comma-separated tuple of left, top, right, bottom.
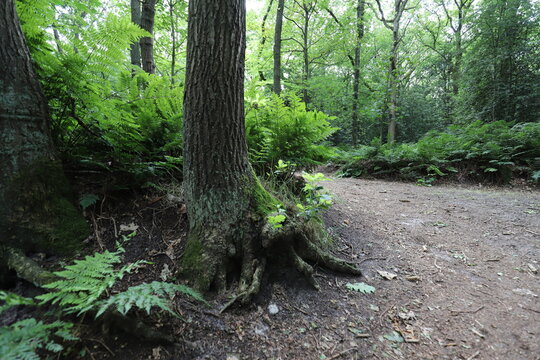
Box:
(0, 318, 75, 360)
(36, 250, 145, 315)
(0, 291, 35, 314)
(96, 281, 206, 318)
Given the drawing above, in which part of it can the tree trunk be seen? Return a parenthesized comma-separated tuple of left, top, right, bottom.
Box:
(0, 0, 89, 262)
(301, 4, 310, 105)
(351, 0, 365, 147)
(168, 0, 177, 84)
(140, 0, 157, 74)
(387, 32, 398, 144)
(130, 0, 142, 68)
(273, 0, 285, 94)
(181, 0, 360, 301)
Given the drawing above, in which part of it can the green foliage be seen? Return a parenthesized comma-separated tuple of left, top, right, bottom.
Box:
(97, 281, 205, 317)
(36, 248, 147, 314)
(0, 291, 35, 313)
(345, 282, 376, 294)
(246, 93, 338, 171)
(0, 318, 76, 360)
(79, 194, 99, 210)
(337, 121, 540, 184)
(297, 172, 333, 220)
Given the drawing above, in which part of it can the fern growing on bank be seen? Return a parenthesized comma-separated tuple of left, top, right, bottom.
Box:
(1, 246, 205, 359)
(35, 249, 147, 315)
(0, 318, 76, 360)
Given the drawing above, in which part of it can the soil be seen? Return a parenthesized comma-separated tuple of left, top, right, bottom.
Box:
(2, 177, 539, 360)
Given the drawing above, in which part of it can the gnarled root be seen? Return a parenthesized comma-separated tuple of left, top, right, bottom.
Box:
(218, 219, 361, 311)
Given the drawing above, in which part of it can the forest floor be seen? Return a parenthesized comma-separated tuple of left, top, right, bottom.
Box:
(4, 176, 540, 360)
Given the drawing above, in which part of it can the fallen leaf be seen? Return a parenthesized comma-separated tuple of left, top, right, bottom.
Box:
(345, 282, 376, 294)
(377, 270, 397, 280)
(119, 223, 139, 232)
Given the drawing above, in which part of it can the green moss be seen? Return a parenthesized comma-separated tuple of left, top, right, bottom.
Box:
(252, 176, 282, 217)
(180, 229, 212, 290)
(1, 159, 89, 255)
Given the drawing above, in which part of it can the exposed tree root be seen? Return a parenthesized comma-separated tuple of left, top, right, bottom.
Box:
(1, 246, 56, 286)
(216, 218, 361, 310)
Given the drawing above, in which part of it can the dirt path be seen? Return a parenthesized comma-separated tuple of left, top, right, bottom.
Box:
(45, 177, 539, 360)
(322, 177, 540, 360)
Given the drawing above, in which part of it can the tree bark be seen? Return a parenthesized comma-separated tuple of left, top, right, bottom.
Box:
(351, 0, 365, 147)
(181, 0, 360, 300)
(140, 0, 157, 74)
(273, 0, 285, 94)
(130, 0, 142, 68)
(0, 0, 88, 261)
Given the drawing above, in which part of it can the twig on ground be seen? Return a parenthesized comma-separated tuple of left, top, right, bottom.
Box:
(359, 257, 387, 264)
(450, 305, 484, 315)
(467, 350, 480, 360)
(88, 338, 115, 356)
(327, 347, 357, 360)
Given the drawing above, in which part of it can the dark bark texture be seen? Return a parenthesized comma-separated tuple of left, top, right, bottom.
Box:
(182, 0, 255, 292)
(0, 0, 88, 263)
(181, 0, 360, 301)
(351, 0, 365, 147)
(130, 0, 142, 67)
(273, 0, 285, 94)
(140, 0, 157, 74)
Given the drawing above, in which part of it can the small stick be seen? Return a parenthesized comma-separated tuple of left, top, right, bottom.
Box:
(359, 257, 387, 264)
(450, 305, 484, 315)
(525, 229, 539, 236)
(327, 347, 356, 360)
(467, 350, 480, 360)
(88, 338, 115, 356)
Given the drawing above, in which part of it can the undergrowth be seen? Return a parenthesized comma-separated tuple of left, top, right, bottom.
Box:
(0, 239, 204, 359)
(335, 121, 540, 185)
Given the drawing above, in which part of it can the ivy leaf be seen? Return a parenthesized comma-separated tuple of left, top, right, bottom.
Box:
(345, 282, 376, 294)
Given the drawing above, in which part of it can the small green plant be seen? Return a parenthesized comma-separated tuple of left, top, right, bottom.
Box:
(297, 172, 333, 220)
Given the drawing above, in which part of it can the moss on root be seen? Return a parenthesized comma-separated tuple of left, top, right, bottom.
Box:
(1, 159, 89, 255)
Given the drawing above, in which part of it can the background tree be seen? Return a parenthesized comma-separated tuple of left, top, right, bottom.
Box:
(140, 0, 157, 74)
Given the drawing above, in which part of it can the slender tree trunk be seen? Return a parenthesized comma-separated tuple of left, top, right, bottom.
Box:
(387, 30, 399, 144)
(351, 0, 365, 147)
(302, 4, 310, 105)
(273, 0, 285, 94)
(168, 0, 177, 84)
(140, 0, 156, 74)
(0, 0, 88, 261)
(130, 0, 142, 67)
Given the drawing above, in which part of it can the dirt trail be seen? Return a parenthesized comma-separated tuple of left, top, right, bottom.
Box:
(49, 177, 539, 360)
(322, 177, 540, 360)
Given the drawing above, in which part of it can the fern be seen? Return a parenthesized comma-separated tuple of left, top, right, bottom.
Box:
(0, 291, 35, 314)
(36, 249, 146, 315)
(96, 281, 206, 318)
(0, 318, 76, 360)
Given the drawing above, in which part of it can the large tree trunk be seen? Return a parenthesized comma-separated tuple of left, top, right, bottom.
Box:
(273, 0, 285, 94)
(140, 0, 157, 74)
(0, 0, 89, 266)
(130, 0, 142, 68)
(351, 0, 365, 147)
(181, 0, 360, 302)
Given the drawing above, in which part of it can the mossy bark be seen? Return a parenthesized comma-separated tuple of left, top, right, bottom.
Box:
(0, 0, 89, 279)
(181, 0, 360, 303)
